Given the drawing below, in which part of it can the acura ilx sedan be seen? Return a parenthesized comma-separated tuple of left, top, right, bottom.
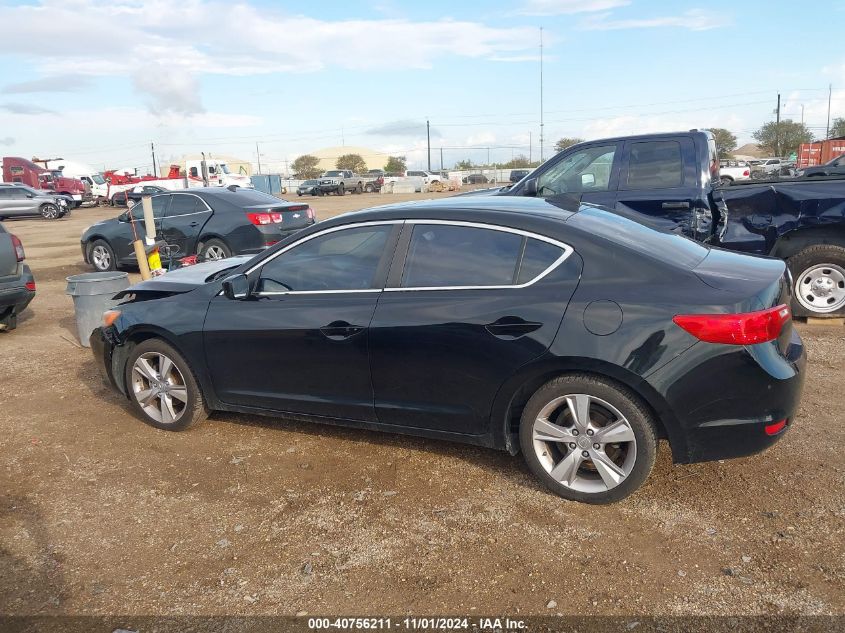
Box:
(90, 196, 806, 503)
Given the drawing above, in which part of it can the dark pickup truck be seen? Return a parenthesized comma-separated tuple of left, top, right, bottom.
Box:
(480, 130, 845, 317)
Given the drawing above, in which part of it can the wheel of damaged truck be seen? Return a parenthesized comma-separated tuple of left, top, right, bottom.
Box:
(125, 338, 208, 431)
(40, 203, 61, 220)
(88, 240, 116, 272)
(788, 244, 845, 317)
(519, 374, 657, 504)
(201, 239, 231, 261)
(336, 183, 345, 196)
(364, 183, 374, 193)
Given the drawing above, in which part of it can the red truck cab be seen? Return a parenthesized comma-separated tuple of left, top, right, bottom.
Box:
(2, 157, 90, 207)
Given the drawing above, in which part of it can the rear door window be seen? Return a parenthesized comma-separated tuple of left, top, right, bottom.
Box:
(625, 140, 684, 189)
(167, 194, 202, 216)
(399, 223, 567, 289)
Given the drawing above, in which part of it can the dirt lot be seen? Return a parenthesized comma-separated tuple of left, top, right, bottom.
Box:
(1, 191, 843, 618)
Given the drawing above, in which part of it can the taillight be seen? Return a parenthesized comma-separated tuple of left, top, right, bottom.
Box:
(246, 212, 273, 225)
(25, 280, 36, 291)
(270, 213, 283, 223)
(743, 169, 750, 176)
(306, 207, 314, 219)
(764, 419, 788, 436)
(10, 234, 25, 261)
(672, 304, 791, 345)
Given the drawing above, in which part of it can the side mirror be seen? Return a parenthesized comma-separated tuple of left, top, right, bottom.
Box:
(117, 211, 130, 222)
(222, 273, 250, 300)
(26, 193, 33, 198)
(523, 177, 538, 197)
(581, 173, 596, 187)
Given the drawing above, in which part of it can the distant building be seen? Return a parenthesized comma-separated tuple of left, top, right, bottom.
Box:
(309, 146, 392, 173)
(733, 143, 765, 159)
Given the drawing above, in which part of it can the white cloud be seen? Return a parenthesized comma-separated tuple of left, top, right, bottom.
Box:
(518, 0, 630, 16)
(0, 0, 538, 116)
(2, 75, 93, 94)
(580, 8, 730, 31)
(0, 137, 14, 146)
(0, 102, 58, 115)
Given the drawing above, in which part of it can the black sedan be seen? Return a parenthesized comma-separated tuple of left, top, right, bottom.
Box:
(81, 187, 316, 271)
(297, 180, 319, 196)
(0, 223, 35, 331)
(90, 196, 806, 504)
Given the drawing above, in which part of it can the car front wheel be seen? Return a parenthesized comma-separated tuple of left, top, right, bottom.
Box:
(88, 239, 116, 271)
(40, 203, 61, 220)
(519, 374, 658, 504)
(124, 338, 208, 431)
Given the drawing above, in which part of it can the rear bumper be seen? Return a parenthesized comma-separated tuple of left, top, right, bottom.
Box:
(650, 327, 807, 464)
(0, 265, 36, 312)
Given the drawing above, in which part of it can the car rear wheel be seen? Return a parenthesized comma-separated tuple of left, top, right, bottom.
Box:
(519, 374, 658, 504)
(40, 203, 60, 220)
(201, 239, 231, 261)
(88, 240, 116, 271)
(788, 244, 845, 317)
(125, 338, 208, 431)
(364, 183, 374, 193)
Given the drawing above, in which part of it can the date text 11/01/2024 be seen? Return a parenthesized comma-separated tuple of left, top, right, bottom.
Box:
(307, 617, 526, 630)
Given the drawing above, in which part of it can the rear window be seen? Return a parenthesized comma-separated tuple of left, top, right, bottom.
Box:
(207, 189, 283, 206)
(627, 140, 683, 189)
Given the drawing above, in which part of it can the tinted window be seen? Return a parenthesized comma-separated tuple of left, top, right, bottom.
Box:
(517, 239, 564, 284)
(627, 141, 683, 189)
(259, 225, 391, 292)
(401, 224, 523, 288)
(209, 189, 281, 206)
(167, 194, 202, 216)
(143, 195, 169, 219)
(0, 189, 10, 199)
(537, 144, 616, 197)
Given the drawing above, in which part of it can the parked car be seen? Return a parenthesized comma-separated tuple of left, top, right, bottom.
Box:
(463, 173, 489, 184)
(406, 170, 444, 190)
(751, 158, 783, 177)
(297, 180, 320, 196)
(0, 222, 36, 331)
(717, 160, 751, 185)
(81, 187, 315, 271)
(117, 185, 169, 206)
(317, 170, 377, 195)
(476, 130, 845, 317)
(797, 153, 845, 178)
(90, 196, 805, 504)
(509, 169, 531, 183)
(0, 183, 69, 220)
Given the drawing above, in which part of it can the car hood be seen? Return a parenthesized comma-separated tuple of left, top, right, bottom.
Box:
(453, 186, 507, 197)
(113, 256, 252, 298)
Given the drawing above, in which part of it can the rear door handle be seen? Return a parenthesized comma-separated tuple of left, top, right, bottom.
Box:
(662, 201, 691, 210)
(320, 320, 364, 340)
(485, 316, 543, 339)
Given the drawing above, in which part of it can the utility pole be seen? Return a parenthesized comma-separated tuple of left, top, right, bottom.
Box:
(440, 147, 444, 171)
(255, 142, 262, 175)
(151, 142, 157, 178)
(539, 27, 545, 162)
(427, 119, 431, 171)
(529, 131, 532, 164)
(775, 93, 781, 156)
(826, 83, 833, 139)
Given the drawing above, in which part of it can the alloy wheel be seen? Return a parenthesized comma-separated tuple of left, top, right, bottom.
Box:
(204, 245, 227, 260)
(130, 352, 188, 425)
(531, 393, 637, 493)
(91, 245, 111, 270)
(795, 263, 845, 313)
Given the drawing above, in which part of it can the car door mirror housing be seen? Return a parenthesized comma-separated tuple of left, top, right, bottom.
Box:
(26, 193, 34, 198)
(523, 177, 538, 197)
(117, 211, 130, 222)
(222, 273, 250, 300)
(581, 173, 596, 187)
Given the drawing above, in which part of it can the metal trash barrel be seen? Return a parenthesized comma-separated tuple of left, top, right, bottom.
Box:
(65, 271, 130, 347)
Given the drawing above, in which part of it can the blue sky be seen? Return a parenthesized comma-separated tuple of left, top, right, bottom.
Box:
(1, 0, 844, 173)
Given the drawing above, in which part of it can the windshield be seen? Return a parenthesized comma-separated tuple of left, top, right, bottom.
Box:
(218, 163, 231, 174)
(92, 174, 106, 185)
(303, 180, 318, 185)
(324, 171, 343, 177)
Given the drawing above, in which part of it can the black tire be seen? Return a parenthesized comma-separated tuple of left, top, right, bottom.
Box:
(40, 203, 60, 220)
(787, 244, 845, 317)
(336, 183, 345, 196)
(719, 177, 732, 186)
(87, 239, 117, 271)
(519, 374, 658, 504)
(364, 183, 374, 193)
(124, 338, 209, 431)
(200, 238, 232, 261)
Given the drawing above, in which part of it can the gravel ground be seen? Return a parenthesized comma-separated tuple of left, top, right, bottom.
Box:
(0, 192, 843, 618)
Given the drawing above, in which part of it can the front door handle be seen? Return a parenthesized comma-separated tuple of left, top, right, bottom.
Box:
(662, 201, 691, 210)
(320, 320, 364, 340)
(485, 316, 543, 339)
(189, 221, 200, 227)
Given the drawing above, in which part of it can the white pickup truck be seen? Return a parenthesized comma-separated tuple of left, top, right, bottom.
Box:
(317, 170, 377, 195)
(718, 160, 751, 185)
